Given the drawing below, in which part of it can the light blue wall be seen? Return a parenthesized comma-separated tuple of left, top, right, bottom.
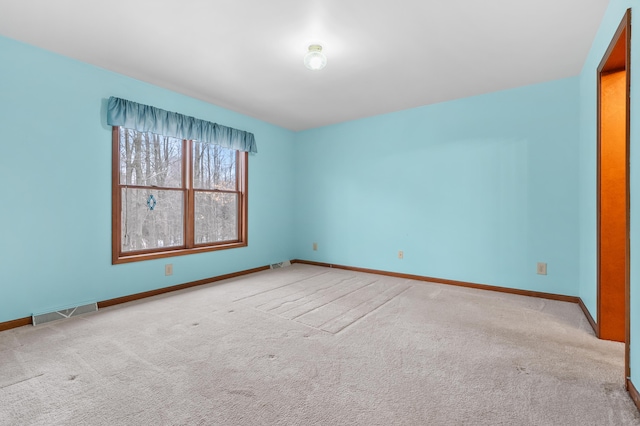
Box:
(293, 78, 580, 296)
(0, 36, 296, 323)
(577, 0, 639, 385)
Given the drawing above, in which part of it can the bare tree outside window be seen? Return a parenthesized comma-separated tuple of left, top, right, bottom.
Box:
(119, 130, 184, 252)
(193, 141, 239, 244)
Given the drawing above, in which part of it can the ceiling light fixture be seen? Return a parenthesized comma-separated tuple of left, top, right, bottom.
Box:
(304, 44, 327, 71)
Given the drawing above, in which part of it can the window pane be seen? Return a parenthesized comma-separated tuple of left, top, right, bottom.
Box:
(119, 128, 183, 188)
(121, 188, 184, 252)
(192, 142, 236, 190)
(194, 192, 238, 243)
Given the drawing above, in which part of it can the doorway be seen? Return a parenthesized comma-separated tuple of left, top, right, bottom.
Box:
(597, 9, 630, 376)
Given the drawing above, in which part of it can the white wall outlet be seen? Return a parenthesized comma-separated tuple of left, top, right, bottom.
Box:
(398, 250, 404, 259)
(536, 262, 547, 275)
(165, 264, 173, 276)
(313, 242, 318, 251)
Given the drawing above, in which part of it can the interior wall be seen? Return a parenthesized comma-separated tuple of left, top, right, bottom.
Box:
(293, 77, 581, 296)
(578, 0, 637, 385)
(0, 35, 296, 323)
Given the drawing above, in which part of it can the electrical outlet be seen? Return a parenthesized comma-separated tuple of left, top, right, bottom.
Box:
(536, 262, 547, 275)
(398, 250, 404, 259)
(165, 264, 173, 276)
(313, 242, 318, 251)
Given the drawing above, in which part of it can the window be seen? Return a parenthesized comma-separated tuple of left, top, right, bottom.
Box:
(112, 126, 248, 264)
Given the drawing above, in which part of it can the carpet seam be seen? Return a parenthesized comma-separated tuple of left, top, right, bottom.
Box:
(328, 285, 413, 335)
(232, 269, 332, 302)
(257, 276, 358, 312)
(313, 282, 409, 329)
(287, 279, 380, 320)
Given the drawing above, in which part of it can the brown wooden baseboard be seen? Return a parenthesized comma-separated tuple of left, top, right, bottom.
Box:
(0, 265, 271, 333)
(628, 378, 640, 411)
(0, 316, 32, 332)
(0, 261, 601, 339)
(98, 265, 270, 309)
(291, 259, 580, 304)
(578, 298, 599, 335)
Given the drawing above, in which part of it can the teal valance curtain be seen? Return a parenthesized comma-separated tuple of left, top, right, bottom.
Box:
(106, 97, 257, 153)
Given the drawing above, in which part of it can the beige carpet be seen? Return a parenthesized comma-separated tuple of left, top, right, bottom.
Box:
(1, 264, 638, 425)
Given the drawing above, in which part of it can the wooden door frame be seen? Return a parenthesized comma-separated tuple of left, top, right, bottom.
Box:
(596, 8, 631, 381)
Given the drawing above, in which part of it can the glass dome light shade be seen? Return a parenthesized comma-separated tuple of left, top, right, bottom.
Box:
(304, 44, 327, 71)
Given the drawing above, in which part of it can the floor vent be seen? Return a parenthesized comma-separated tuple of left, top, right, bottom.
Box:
(32, 303, 98, 326)
(270, 260, 292, 269)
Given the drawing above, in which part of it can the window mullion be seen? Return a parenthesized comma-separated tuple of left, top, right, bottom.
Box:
(235, 150, 239, 192)
(185, 139, 194, 248)
(112, 126, 122, 263)
(237, 151, 243, 242)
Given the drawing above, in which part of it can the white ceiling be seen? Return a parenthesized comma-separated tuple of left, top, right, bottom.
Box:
(0, 0, 609, 131)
